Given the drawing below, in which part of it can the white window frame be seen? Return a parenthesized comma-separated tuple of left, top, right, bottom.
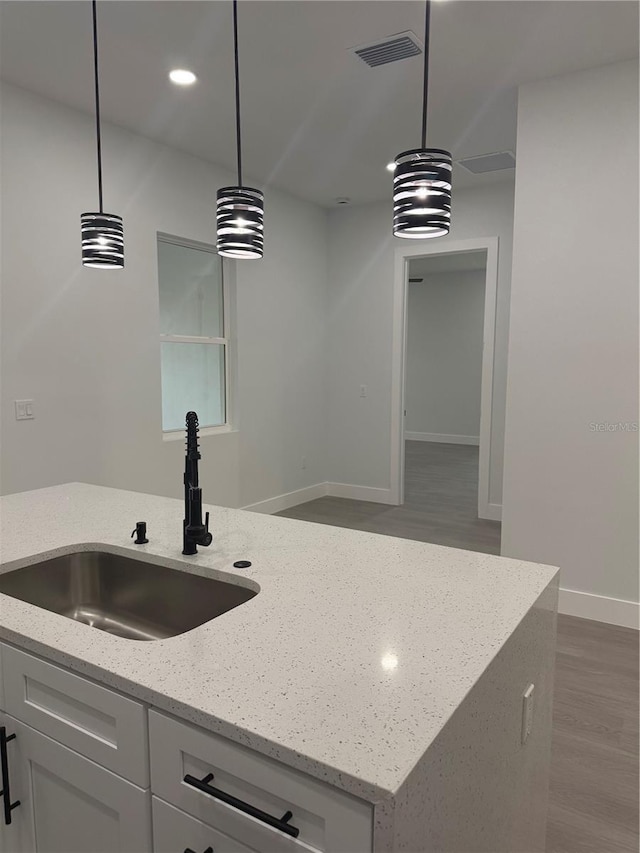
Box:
(158, 233, 233, 440)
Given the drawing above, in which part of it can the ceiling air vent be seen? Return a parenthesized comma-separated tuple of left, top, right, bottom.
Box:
(457, 151, 516, 175)
(351, 31, 422, 68)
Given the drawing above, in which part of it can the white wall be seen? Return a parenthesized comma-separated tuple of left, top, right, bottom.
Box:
(502, 60, 639, 616)
(405, 269, 485, 441)
(326, 181, 514, 505)
(0, 83, 328, 508)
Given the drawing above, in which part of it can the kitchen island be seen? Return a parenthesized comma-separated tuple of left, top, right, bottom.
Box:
(0, 483, 558, 852)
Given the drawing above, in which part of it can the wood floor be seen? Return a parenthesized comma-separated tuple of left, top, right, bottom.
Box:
(277, 442, 639, 853)
(548, 616, 639, 853)
(280, 441, 502, 554)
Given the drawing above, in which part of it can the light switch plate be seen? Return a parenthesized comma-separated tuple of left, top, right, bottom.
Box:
(15, 399, 35, 420)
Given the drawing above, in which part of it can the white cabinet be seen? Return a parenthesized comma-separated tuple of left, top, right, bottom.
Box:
(0, 714, 30, 853)
(0, 644, 5, 710)
(0, 712, 151, 853)
(149, 711, 372, 853)
(1, 646, 148, 786)
(0, 644, 373, 853)
(153, 796, 258, 853)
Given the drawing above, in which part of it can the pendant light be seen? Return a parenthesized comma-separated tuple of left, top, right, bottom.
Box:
(392, 0, 451, 239)
(81, 0, 124, 269)
(216, 0, 264, 259)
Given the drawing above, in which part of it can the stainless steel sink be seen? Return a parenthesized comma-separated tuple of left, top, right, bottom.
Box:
(0, 550, 258, 641)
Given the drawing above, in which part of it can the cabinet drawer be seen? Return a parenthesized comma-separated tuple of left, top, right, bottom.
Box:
(2, 644, 148, 786)
(149, 711, 372, 853)
(153, 796, 262, 853)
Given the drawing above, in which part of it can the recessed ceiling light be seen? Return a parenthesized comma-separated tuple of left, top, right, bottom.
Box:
(169, 69, 197, 86)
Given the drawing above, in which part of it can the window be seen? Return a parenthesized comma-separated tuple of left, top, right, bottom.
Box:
(157, 235, 229, 433)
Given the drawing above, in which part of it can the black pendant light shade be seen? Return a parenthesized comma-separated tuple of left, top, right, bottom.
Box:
(216, 0, 264, 259)
(393, 0, 451, 240)
(81, 0, 123, 269)
(216, 187, 264, 259)
(81, 212, 124, 268)
(393, 147, 452, 238)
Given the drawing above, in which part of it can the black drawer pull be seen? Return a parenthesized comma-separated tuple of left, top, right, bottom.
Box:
(184, 848, 213, 853)
(183, 772, 300, 839)
(0, 726, 21, 826)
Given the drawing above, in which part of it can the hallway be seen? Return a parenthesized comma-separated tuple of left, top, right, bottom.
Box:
(278, 440, 501, 555)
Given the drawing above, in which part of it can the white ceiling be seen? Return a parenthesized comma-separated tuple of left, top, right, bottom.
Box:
(409, 250, 486, 276)
(1, 1, 637, 207)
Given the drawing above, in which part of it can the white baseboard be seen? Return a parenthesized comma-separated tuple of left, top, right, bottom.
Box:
(405, 432, 480, 446)
(479, 502, 502, 522)
(559, 587, 639, 630)
(242, 483, 327, 514)
(326, 482, 395, 505)
(242, 481, 395, 514)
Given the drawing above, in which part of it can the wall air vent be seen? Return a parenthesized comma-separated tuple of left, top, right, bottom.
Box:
(457, 151, 516, 175)
(351, 31, 422, 68)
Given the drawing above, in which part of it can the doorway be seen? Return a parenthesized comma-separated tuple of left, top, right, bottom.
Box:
(390, 237, 501, 553)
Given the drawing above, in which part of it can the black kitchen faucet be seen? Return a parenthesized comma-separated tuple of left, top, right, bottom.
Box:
(182, 411, 213, 556)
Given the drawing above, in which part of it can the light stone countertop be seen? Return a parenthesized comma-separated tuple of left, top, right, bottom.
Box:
(0, 483, 558, 802)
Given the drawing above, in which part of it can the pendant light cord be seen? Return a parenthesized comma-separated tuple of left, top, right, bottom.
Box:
(421, 0, 431, 148)
(91, 0, 104, 212)
(232, 0, 243, 187)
